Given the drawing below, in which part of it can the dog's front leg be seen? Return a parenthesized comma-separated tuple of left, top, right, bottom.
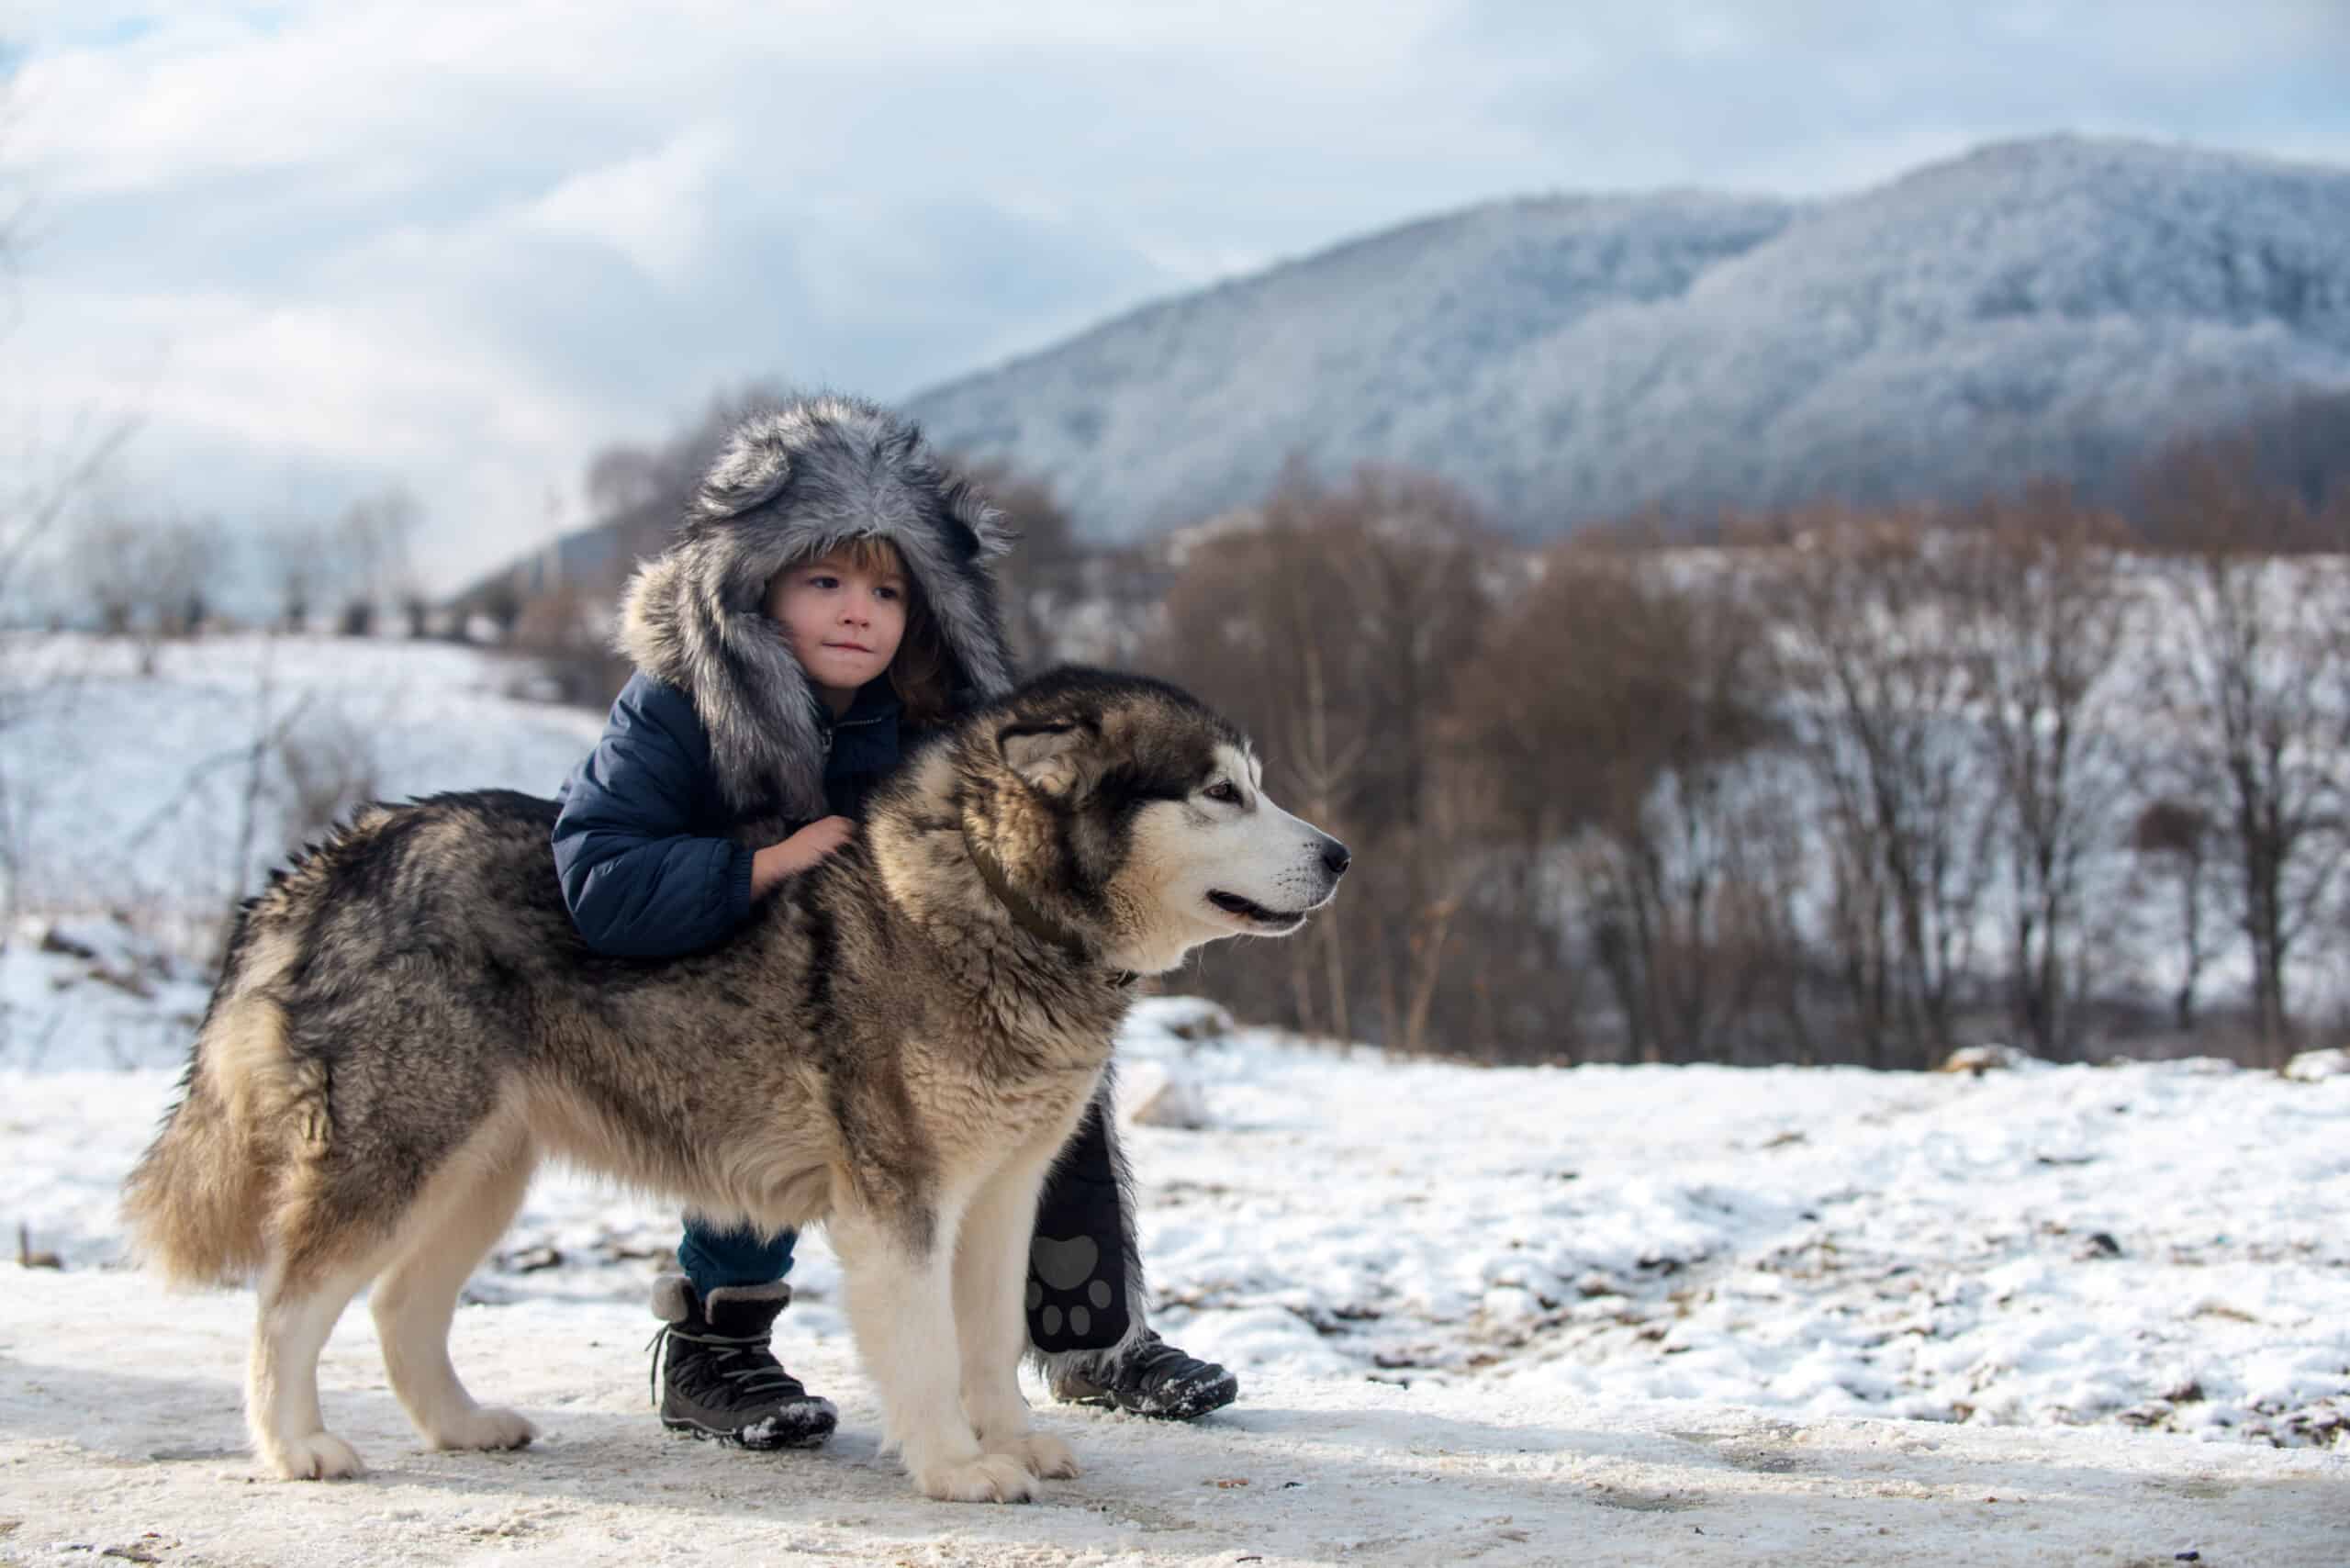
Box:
(955, 1150, 1080, 1483)
(830, 1194, 1036, 1504)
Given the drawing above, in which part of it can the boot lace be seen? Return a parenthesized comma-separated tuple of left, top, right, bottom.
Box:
(1116, 1330, 1199, 1391)
(647, 1322, 807, 1405)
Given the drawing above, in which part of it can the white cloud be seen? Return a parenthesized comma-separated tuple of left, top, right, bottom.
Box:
(520, 125, 732, 284)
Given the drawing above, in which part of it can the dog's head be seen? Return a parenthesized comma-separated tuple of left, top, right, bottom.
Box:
(885, 668, 1350, 977)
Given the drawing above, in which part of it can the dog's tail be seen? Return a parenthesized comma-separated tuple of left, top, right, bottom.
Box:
(122, 888, 329, 1287)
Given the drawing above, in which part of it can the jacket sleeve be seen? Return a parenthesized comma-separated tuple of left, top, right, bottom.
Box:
(551, 679, 756, 958)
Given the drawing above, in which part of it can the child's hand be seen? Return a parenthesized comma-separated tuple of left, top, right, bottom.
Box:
(751, 816, 856, 897)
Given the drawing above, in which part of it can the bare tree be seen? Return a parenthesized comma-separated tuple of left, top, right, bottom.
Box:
(951, 458, 1083, 670)
(1759, 509, 1997, 1069)
(586, 442, 665, 522)
(66, 510, 223, 667)
(1456, 539, 1790, 1063)
(2130, 799, 2219, 1032)
(435, 386, 796, 649)
(0, 49, 139, 614)
(2140, 443, 2350, 1061)
(583, 386, 789, 568)
(1150, 493, 1360, 1039)
(277, 711, 380, 848)
(1289, 637, 1366, 1047)
(69, 512, 147, 636)
(150, 516, 226, 636)
(1147, 465, 1496, 1054)
(0, 52, 151, 936)
(1323, 470, 1493, 1053)
(330, 487, 420, 636)
(2137, 388, 2350, 544)
(1, 420, 139, 622)
(510, 575, 629, 707)
(1946, 488, 2133, 1058)
(263, 519, 328, 633)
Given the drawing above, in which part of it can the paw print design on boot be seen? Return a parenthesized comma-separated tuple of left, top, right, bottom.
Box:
(1027, 1234, 1127, 1351)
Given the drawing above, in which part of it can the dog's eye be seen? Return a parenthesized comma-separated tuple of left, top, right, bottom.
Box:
(1203, 781, 1240, 804)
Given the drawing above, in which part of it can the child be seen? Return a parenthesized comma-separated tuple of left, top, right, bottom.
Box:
(551, 397, 1237, 1451)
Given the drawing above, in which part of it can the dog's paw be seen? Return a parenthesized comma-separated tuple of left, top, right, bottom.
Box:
(264, 1430, 366, 1481)
(988, 1430, 1080, 1480)
(913, 1451, 1039, 1504)
(428, 1406, 536, 1453)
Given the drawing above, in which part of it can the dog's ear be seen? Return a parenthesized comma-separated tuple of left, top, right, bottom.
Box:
(999, 721, 1095, 800)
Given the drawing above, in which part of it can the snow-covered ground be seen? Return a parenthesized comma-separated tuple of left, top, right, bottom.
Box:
(5, 1283, 2341, 1568)
(0, 633, 603, 947)
(3, 968, 2346, 1564)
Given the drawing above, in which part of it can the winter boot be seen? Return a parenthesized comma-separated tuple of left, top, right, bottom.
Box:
(1047, 1330, 1239, 1420)
(649, 1275, 838, 1449)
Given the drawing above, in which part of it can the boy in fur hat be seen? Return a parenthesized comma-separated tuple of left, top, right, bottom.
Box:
(552, 397, 1237, 1450)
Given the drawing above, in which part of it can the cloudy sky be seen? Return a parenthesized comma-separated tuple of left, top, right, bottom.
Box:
(5, 1, 2347, 599)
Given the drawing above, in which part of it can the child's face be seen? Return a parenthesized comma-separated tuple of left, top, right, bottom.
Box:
(764, 550, 909, 699)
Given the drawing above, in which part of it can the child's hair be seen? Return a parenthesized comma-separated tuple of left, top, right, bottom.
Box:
(816, 535, 955, 727)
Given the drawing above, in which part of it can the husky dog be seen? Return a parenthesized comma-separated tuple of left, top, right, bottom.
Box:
(121, 667, 1348, 1503)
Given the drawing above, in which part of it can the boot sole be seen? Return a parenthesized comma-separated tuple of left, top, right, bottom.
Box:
(1060, 1372, 1240, 1421)
(661, 1413, 837, 1450)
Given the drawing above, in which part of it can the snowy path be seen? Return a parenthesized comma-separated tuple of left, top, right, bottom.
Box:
(2, 1275, 2343, 1567)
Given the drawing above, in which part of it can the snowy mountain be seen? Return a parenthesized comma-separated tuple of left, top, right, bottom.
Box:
(906, 136, 2350, 539)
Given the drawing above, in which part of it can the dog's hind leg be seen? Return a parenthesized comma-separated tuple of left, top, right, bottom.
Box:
(248, 1245, 384, 1480)
(831, 1191, 1036, 1504)
(369, 1125, 538, 1456)
(956, 1148, 1080, 1483)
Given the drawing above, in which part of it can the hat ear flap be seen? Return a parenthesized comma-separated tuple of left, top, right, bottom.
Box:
(999, 721, 1093, 800)
(694, 431, 792, 522)
(940, 477, 1014, 565)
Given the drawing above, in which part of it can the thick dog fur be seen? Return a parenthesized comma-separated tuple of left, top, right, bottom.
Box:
(121, 668, 1348, 1503)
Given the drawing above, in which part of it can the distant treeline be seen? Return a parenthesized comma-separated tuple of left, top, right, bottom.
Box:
(498, 392, 2350, 1070)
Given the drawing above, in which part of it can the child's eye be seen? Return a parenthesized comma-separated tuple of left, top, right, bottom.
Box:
(806, 574, 839, 590)
(1203, 781, 1240, 804)
(875, 585, 901, 601)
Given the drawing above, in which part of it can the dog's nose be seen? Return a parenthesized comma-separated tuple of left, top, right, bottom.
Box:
(1321, 838, 1351, 878)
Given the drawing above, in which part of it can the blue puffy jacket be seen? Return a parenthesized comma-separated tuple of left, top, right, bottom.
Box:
(551, 672, 910, 959)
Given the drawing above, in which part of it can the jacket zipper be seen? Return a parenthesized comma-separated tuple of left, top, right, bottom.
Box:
(820, 710, 886, 760)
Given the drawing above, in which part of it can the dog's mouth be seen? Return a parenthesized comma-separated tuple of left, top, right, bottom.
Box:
(1206, 890, 1307, 930)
